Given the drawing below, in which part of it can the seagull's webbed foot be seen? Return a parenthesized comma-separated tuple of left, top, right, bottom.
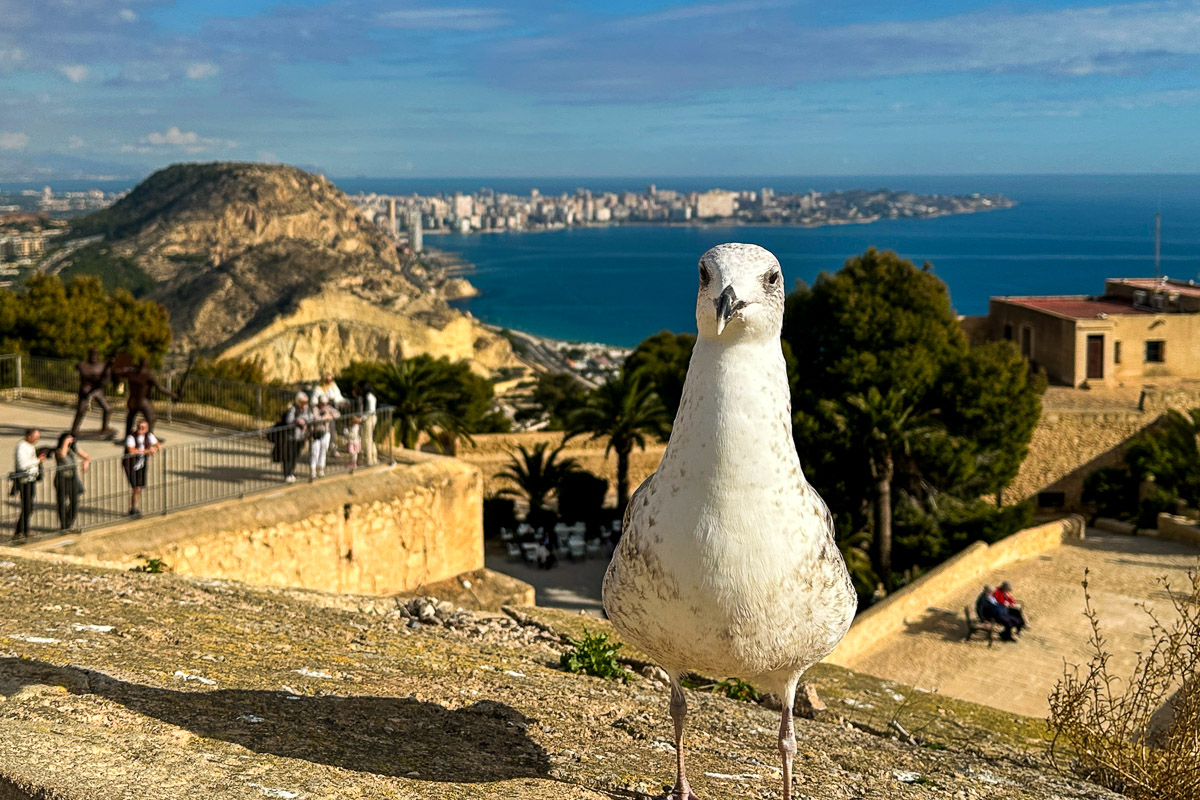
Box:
(666, 788, 699, 800)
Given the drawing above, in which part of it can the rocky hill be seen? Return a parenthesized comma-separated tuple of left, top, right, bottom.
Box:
(65, 162, 514, 381)
(0, 549, 1120, 800)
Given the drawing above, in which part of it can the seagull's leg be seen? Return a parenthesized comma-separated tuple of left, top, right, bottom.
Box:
(667, 675, 699, 800)
(777, 679, 798, 800)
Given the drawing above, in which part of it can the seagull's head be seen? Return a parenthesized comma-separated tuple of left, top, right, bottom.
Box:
(695, 242, 784, 342)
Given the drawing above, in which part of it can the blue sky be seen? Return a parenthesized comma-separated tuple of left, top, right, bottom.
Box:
(3, 0, 1200, 181)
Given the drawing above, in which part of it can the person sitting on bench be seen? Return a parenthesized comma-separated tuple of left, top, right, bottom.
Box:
(975, 585, 1023, 641)
(993, 581, 1029, 632)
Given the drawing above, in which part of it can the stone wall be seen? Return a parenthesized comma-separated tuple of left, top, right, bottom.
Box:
(458, 431, 667, 503)
(1156, 513, 1200, 549)
(1005, 409, 1160, 509)
(826, 516, 1084, 665)
(53, 455, 483, 596)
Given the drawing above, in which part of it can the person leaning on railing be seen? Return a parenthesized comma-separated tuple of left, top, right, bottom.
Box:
(123, 419, 160, 517)
(9, 428, 47, 540)
(52, 432, 89, 530)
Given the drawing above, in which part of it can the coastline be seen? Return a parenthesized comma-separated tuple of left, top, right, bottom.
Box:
(421, 200, 1018, 238)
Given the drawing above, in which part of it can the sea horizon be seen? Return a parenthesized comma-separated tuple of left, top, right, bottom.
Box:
(9, 172, 1200, 350)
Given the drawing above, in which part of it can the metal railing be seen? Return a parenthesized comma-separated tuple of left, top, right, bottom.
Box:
(3, 407, 396, 540)
(0, 354, 299, 430)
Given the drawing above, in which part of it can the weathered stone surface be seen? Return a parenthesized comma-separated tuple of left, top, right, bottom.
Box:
(0, 552, 1119, 799)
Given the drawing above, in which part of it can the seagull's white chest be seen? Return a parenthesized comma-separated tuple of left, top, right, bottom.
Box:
(603, 339, 855, 690)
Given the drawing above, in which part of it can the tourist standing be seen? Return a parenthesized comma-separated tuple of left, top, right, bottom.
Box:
(10, 428, 46, 540)
(345, 415, 362, 473)
(52, 432, 90, 530)
(123, 419, 160, 517)
(311, 372, 345, 409)
(304, 397, 338, 478)
(277, 392, 308, 483)
(359, 381, 377, 465)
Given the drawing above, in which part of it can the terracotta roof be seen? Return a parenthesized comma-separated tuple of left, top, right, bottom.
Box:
(997, 296, 1152, 320)
(1108, 278, 1200, 298)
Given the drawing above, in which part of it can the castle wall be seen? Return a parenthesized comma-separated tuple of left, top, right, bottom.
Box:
(55, 455, 482, 596)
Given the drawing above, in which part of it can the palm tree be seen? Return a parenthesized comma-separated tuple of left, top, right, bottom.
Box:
(376, 358, 471, 451)
(826, 387, 942, 590)
(567, 369, 671, 514)
(495, 442, 581, 524)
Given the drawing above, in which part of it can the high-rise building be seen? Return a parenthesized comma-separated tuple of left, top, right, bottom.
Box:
(387, 198, 397, 237)
(409, 210, 423, 253)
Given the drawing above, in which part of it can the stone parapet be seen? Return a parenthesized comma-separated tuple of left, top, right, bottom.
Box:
(1156, 513, 1200, 549)
(49, 454, 483, 596)
(826, 516, 1085, 665)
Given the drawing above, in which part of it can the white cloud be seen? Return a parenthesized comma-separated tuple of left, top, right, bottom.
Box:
(376, 7, 507, 30)
(125, 126, 237, 154)
(0, 47, 25, 71)
(59, 64, 89, 83)
(257, 150, 280, 162)
(0, 132, 30, 150)
(119, 9, 138, 22)
(67, 135, 85, 149)
(185, 61, 219, 80)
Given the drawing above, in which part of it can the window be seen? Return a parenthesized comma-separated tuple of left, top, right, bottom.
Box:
(1021, 326, 1032, 358)
(1114, 341, 1122, 364)
(1145, 340, 1166, 363)
(1003, 323, 1013, 341)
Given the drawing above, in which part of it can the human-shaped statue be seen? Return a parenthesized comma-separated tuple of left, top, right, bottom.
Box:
(117, 357, 179, 439)
(70, 348, 114, 437)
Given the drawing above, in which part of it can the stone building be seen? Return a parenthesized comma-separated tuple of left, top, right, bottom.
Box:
(978, 277, 1200, 387)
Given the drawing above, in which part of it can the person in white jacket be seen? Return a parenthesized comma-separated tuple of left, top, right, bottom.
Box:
(11, 428, 46, 539)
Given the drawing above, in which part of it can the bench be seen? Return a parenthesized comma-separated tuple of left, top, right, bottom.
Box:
(964, 605, 998, 646)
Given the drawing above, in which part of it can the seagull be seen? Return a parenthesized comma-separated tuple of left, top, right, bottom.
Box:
(603, 243, 856, 800)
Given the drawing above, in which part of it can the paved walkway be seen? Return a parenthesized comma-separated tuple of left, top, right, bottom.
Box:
(845, 530, 1200, 717)
(484, 541, 610, 616)
(3, 400, 385, 541)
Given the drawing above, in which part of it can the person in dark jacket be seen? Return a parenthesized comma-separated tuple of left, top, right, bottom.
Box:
(52, 432, 90, 530)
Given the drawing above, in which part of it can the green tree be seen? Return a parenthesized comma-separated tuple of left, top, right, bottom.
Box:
(624, 330, 695, 418)
(495, 442, 581, 524)
(190, 356, 271, 384)
(0, 274, 170, 364)
(526, 372, 588, 429)
(1125, 408, 1200, 507)
(930, 340, 1046, 498)
(826, 387, 942, 587)
(567, 369, 671, 514)
(784, 248, 1044, 591)
(371, 357, 473, 451)
(339, 355, 509, 448)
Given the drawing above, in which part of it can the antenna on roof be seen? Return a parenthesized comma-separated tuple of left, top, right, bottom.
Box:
(1154, 211, 1162, 285)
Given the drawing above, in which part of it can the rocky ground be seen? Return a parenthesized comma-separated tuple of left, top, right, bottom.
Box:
(0, 549, 1120, 800)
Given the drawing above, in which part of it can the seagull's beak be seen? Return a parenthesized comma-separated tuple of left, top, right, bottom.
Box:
(714, 285, 743, 336)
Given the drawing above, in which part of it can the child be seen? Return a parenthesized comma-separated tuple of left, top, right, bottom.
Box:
(345, 415, 363, 472)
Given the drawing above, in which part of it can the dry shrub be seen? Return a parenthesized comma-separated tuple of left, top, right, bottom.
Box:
(1048, 567, 1200, 800)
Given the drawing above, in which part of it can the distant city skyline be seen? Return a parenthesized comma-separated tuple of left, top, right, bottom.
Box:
(5, 1, 1200, 181)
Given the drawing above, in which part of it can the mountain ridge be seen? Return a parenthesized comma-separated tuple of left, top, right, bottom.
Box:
(64, 161, 514, 381)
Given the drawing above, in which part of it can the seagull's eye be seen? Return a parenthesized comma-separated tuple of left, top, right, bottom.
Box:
(699, 265, 711, 287)
(763, 270, 781, 289)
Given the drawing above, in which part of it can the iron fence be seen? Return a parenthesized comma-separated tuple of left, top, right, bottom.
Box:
(3, 407, 395, 540)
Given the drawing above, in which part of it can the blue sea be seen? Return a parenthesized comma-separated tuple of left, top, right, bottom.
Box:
(26, 174, 1200, 348)
(379, 174, 1200, 347)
